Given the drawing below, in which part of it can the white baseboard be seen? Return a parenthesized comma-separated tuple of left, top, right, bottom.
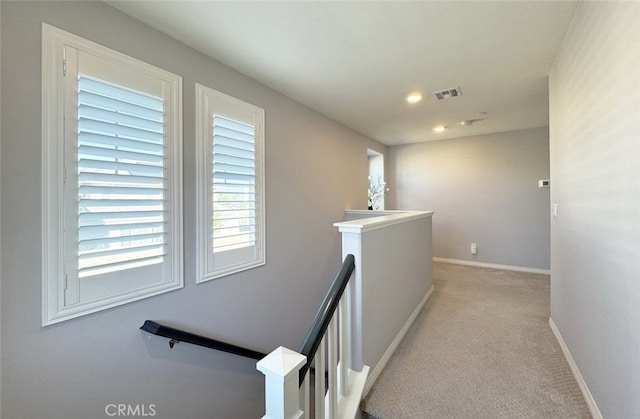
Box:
(549, 318, 603, 419)
(433, 257, 551, 275)
(363, 284, 434, 396)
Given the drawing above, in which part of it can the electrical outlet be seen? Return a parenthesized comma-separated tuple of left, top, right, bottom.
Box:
(471, 243, 477, 255)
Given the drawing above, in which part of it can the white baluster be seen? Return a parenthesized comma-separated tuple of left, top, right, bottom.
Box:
(327, 317, 338, 418)
(338, 296, 348, 397)
(315, 337, 326, 419)
(301, 373, 309, 419)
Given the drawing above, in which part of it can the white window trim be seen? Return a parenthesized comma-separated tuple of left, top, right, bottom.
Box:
(41, 23, 183, 325)
(195, 83, 265, 283)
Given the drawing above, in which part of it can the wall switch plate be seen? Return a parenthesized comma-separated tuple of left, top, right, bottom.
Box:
(471, 243, 477, 255)
(552, 203, 558, 217)
(538, 179, 550, 188)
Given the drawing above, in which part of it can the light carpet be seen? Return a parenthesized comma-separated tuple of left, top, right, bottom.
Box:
(361, 262, 591, 419)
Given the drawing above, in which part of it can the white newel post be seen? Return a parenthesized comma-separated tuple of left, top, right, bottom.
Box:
(257, 346, 307, 419)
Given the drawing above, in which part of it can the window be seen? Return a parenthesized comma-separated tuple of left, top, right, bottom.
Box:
(196, 84, 265, 282)
(42, 24, 183, 325)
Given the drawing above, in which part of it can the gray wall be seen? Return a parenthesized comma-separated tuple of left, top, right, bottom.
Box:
(0, 2, 385, 418)
(388, 128, 550, 270)
(358, 216, 432, 371)
(549, 2, 640, 418)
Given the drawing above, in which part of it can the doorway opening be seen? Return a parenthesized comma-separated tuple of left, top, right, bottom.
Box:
(367, 149, 385, 210)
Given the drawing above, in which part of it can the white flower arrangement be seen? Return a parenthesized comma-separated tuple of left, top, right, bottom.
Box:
(368, 176, 387, 210)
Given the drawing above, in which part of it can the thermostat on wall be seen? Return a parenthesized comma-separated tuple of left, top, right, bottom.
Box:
(538, 179, 550, 188)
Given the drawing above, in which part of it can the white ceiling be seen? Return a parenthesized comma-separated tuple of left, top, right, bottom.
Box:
(107, 1, 579, 146)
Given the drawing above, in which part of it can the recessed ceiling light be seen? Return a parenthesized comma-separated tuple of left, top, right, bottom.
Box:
(406, 93, 423, 104)
(433, 125, 446, 133)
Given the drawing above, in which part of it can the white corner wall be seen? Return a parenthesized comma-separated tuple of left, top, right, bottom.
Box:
(549, 2, 640, 418)
(335, 211, 433, 388)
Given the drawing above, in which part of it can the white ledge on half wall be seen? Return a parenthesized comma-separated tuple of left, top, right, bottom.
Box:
(334, 210, 434, 233)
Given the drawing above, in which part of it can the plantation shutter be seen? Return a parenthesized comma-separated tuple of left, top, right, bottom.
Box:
(212, 115, 257, 252)
(43, 26, 182, 325)
(195, 83, 264, 282)
(77, 74, 167, 278)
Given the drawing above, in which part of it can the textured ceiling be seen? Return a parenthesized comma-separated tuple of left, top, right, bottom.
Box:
(107, 1, 579, 145)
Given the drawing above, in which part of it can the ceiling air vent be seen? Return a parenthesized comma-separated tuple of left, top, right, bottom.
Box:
(432, 87, 462, 101)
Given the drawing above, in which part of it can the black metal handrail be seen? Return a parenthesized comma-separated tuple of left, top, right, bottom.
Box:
(297, 254, 356, 385)
(140, 320, 267, 360)
(140, 253, 355, 379)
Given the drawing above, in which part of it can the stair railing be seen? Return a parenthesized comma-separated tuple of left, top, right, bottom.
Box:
(257, 254, 369, 419)
(140, 254, 369, 419)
